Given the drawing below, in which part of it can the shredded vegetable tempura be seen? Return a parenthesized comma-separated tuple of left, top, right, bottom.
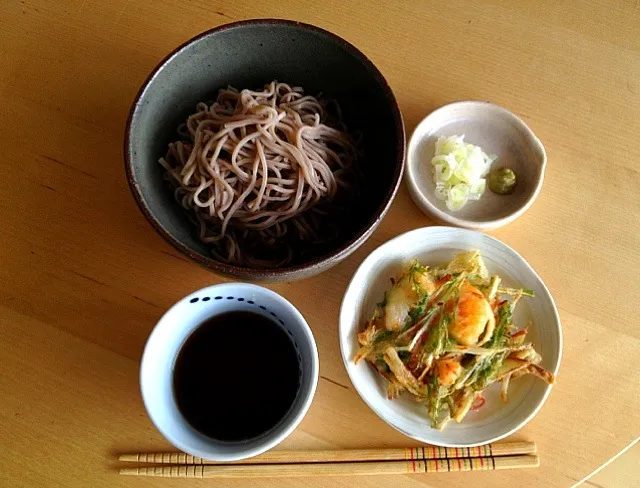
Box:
(354, 251, 555, 430)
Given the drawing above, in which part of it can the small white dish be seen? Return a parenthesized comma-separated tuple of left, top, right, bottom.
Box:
(339, 226, 562, 447)
(406, 101, 547, 230)
(140, 282, 319, 461)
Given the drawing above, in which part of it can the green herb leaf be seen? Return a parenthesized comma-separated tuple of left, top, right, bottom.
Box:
(375, 358, 390, 373)
(427, 374, 442, 427)
(473, 351, 507, 390)
(373, 330, 394, 345)
(408, 294, 429, 323)
(486, 301, 513, 348)
(397, 350, 411, 362)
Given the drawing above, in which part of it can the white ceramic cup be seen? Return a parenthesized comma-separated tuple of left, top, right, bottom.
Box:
(140, 283, 319, 461)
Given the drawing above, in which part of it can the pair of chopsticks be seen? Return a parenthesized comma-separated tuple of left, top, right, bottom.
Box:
(118, 441, 539, 478)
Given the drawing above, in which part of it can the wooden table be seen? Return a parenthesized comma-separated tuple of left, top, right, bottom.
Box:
(1, 1, 639, 486)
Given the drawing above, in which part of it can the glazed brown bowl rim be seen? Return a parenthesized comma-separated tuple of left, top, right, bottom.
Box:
(124, 19, 405, 280)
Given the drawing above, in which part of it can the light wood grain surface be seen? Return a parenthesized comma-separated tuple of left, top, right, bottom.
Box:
(1, 1, 639, 487)
(583, 439, 640, 488)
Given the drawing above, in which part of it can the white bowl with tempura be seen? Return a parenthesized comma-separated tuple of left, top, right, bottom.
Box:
(339, 226, 561, 447)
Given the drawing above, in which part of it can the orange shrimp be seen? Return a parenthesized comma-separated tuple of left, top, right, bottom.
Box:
(435, 357, 462, 386)
(449, 281, 495, 346)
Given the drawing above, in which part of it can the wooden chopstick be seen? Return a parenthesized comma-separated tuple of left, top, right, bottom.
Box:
(119, 441, 535, 465)
(119, 455, 539, 477)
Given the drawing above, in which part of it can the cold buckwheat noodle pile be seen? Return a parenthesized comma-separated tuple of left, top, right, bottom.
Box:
(159, 81, 360, 267)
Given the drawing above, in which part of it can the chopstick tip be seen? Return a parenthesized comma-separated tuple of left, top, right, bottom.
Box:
(119, 468, 139, 476)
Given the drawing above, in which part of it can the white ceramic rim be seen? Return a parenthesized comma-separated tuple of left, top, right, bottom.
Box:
(339, 226, 563, 446)
(405, 101, 547, 230)
(140, 282, 319, 460)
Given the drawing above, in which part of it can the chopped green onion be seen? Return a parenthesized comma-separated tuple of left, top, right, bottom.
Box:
(430, 135, 496, 211)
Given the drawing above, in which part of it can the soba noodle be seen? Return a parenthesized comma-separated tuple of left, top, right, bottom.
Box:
(159, 81, 359, 267)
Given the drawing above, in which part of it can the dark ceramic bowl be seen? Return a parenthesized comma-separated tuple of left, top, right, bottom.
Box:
(125, 20, 405, 282)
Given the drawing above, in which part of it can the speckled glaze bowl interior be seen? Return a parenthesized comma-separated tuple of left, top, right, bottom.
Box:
(125, 20, 405, 282)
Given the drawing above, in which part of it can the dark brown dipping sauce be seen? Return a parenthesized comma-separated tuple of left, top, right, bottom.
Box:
(173, 310, 300, 442)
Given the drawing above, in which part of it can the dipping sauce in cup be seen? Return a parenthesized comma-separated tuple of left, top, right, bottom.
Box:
(140, 283, 318, 461)
(173, 310, 301, 442)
